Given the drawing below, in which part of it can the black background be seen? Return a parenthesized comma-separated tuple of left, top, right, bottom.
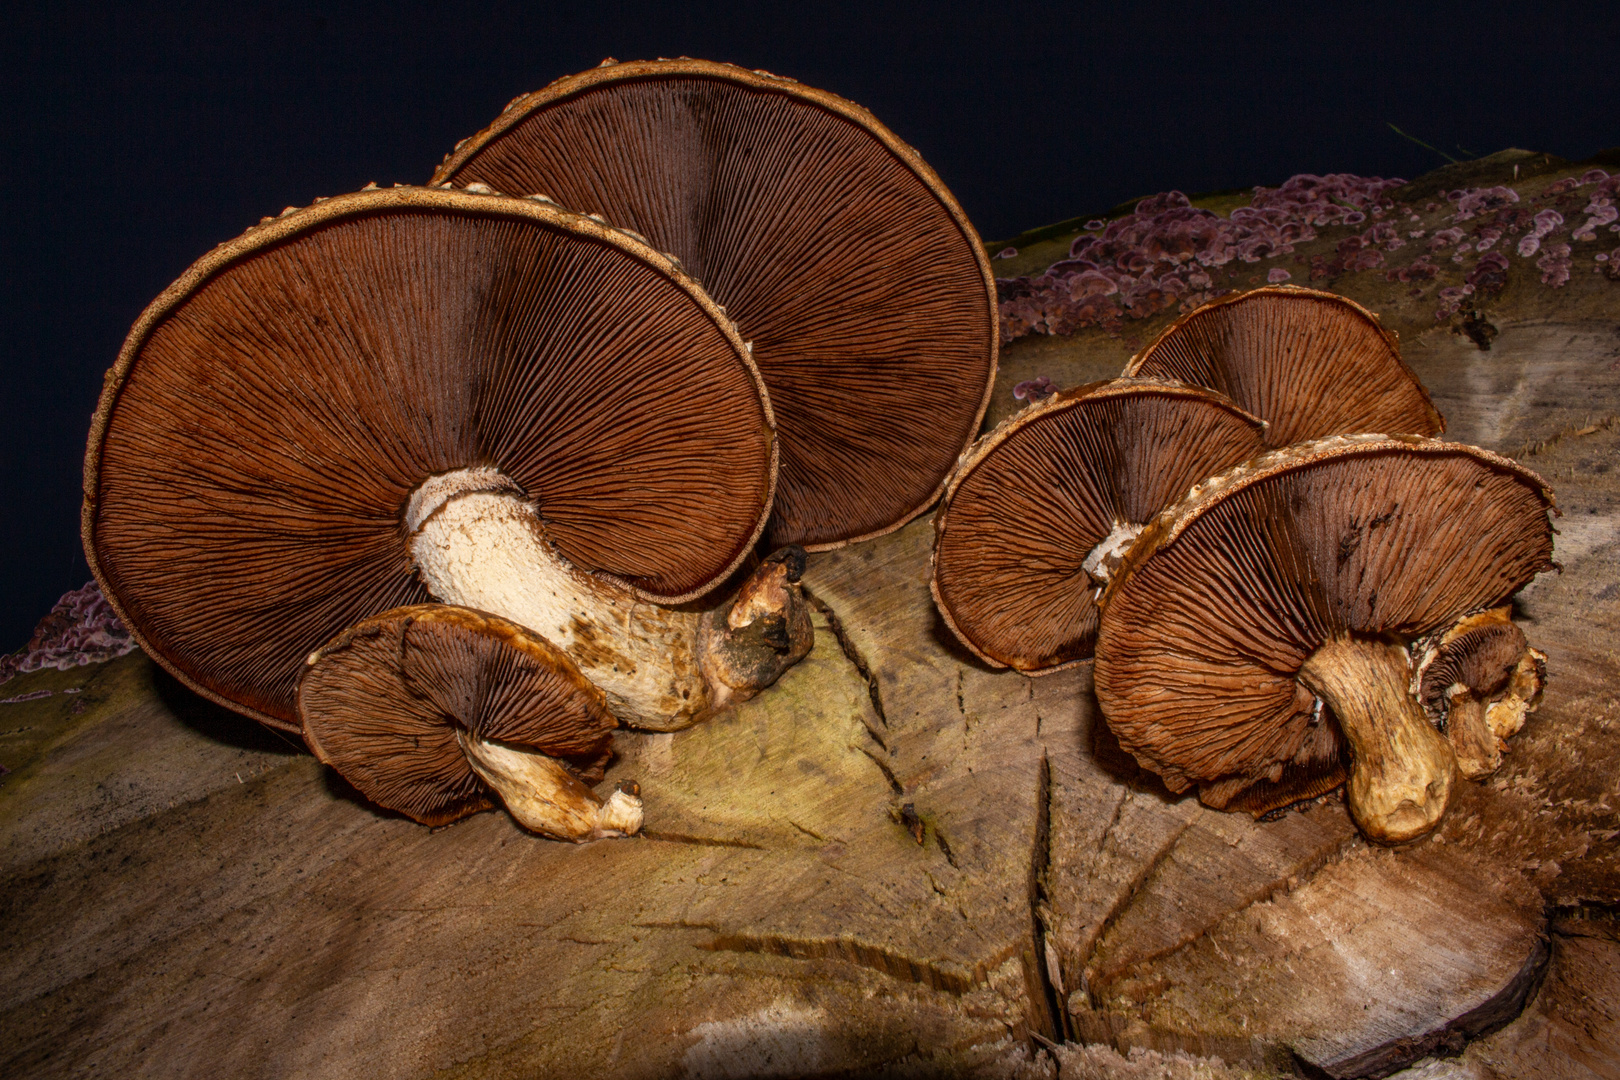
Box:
(3, 1, 1615, 651)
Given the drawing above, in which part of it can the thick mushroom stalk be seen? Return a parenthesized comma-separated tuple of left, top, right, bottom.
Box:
(698, 546, 815, 710)
(407, 467, 812, 731)
(1298, 635, 1457, 844)
(457, 732, 643, 840)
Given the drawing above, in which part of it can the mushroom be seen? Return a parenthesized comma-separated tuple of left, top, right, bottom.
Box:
(1124, 286, 1445, 446)
(300, 604, 641, 841)
(930, 379, 1267, 674)
(1413, 606, 1547, 779)
(1094, 435, 1557, 843)
(431, 57, 999, 550)
(84, 185, 807, 743)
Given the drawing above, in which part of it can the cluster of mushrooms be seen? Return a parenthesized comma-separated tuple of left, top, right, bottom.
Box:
(83, 56, 1555, 851)
(931, 287, 1556, 844)
(82, 59, 999, 841)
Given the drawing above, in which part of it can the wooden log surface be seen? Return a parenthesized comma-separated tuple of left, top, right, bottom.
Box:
(2, 152, 1617, 1078)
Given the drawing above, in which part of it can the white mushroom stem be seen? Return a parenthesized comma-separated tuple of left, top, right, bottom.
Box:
(1083, 520, 1146, 590)
(408, 468, 710, 729)
(456, 730, 643, 841)
(1298, 635, 1457, 844)
(406, 467, 810, 732)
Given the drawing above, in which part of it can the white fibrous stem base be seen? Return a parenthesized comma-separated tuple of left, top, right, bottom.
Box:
(456, 730, 643, 841)
(1083, 520, 1146, 591)
(1298, 635, 1457, 844)
(407, 470, 709, 729)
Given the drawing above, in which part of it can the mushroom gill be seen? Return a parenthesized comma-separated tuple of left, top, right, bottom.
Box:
(1095, 436, 1556, 844)
(86, 186, 807, 738)
(930, 378, 1266, 674)
(432, 58, 998, 551)
(1124, 286, 1444, 446)
(300, 604, 641, 840)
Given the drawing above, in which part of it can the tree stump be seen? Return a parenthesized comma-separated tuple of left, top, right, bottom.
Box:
(2, 152, 1617, 1078)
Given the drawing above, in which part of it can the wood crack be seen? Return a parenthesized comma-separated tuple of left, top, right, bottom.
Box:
(1096, 831, 1361, 987)
(858, 744, 905, 796)
(802, 585, 887, 728)
(1028, 751, 1069, 1042)
(699, 930, 989, 995)
(1079, 809, 1196, 996)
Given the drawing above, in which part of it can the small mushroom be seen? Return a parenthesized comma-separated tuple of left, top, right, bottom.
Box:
(300, 604, 640, 840)
(85, 186, 806, 739)
(1124, 286, 1444, 446)
(1095, 435, 1556, 844)
(1413, 606, 1547, 778)
(930, 378, 1267, 673)
(431, 57, 999, 550)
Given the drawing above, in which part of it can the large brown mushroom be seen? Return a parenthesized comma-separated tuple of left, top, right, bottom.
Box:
(85, 185, 806, 740)
(1124, 286, 1444, 446)
(300, 604, 640, 841)
(431, 57, 999, 550)
(1094, 435, 1556, 843)
(930, 378, 1267, 674)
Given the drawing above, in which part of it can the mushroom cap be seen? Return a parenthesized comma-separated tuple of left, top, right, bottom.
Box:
(930, 378, 1267, 673)
(432, 57, 998, 550)
(299, 604, 616, 827)
(1123, 286, 1444, 447)
(1415, 607, 1536, 720)
(1094, 434, 1556, 798)
(85, 186, 775, 734)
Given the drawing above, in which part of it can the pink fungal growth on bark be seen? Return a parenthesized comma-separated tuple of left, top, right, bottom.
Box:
(1542, 170, 1610, 197)
(1434, 284, 1475, 321)
(0, 582, 136, 684)
(1573, 203, 1618, 242)
(1428, 227, 1465, 251)
(1537, 242, 1573, 287)
(1451, 186, 1519, 221)
(1013, 374, 1056, 402)
(994, 247, 1018, 259)
(994, 172, 1405, 343)
(1386, 254, 1441, 283)
(1267, 267, 1291, 283)
(1467, 250, 1511, 295)
(1516, 209, 1566, 257)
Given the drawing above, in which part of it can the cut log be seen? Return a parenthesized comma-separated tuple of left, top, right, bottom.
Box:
(3, 155, 1619, 1077)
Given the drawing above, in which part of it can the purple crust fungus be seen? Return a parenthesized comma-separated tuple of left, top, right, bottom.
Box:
(996, 174, 1406, 343)
(0, 582, 135, 685)
(1013, 375, 1056, 402)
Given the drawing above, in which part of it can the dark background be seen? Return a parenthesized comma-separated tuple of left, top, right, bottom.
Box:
(2, 1, 1615, 651)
